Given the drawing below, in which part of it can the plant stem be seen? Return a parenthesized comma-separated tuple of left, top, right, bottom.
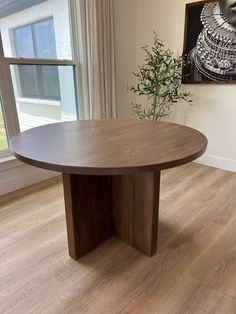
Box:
(152, 94, 158, 120)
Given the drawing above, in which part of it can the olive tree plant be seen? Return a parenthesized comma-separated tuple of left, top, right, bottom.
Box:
(129, 33, 192, 120)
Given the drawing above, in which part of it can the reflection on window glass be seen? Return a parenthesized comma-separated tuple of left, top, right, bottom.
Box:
(14, 19, 57, 59)
(14, 25, 34, 58)
(11, 65, 78, 132)
(33, 19, 57, 59)
(0, 0, 73, 60)
(17, 65, 61, 100)
(41, 66, 61, 99)
(14, 19, 60, 100)
(0, 102, 8, 151)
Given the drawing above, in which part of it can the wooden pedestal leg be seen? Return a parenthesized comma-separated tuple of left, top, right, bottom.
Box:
(112, 172, 160, 256)
(62, 173, 114, 259)
(62, 172, 160, 260)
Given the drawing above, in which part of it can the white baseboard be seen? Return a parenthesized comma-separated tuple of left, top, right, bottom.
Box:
(196, 153, 236, 173)
(0, 162, 58, 196)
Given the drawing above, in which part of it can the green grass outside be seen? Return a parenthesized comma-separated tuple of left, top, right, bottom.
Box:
(0, 109, 8, 150)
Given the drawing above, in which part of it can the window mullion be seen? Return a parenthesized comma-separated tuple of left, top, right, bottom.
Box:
(37, 65, 44, 98)
(31, 24, 37, 58)
(5, 57, 77, 66)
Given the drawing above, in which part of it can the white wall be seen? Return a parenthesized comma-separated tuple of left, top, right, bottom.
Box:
(114, 0, 236, 172)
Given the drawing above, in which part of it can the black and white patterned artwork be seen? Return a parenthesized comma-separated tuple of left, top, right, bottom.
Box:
(182, 0, 236, 83)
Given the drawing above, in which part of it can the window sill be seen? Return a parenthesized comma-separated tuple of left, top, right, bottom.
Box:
(0, 154, 58, 196)
(16, 97, 61, 107)
(0, 154, 23, 171)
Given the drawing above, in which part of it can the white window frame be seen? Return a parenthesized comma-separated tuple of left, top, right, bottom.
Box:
(0, 0, 89, 163)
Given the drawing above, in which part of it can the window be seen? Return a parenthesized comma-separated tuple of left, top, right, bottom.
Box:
(14, 19, 61, 100)
(0, 0, 89, 163)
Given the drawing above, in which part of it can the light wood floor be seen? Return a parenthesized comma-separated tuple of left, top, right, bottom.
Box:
(0, 163, 236, 314)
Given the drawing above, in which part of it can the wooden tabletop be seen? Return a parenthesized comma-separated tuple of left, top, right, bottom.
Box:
(10, 119, 207, 175)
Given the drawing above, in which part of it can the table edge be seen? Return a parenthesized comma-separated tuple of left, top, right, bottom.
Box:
(11, 141, 208, 175)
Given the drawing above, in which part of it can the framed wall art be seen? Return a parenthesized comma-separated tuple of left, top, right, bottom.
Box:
(182, 0, 236, 84)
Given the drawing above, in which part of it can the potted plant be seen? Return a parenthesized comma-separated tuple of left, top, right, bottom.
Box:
(129, 32, 192, 120)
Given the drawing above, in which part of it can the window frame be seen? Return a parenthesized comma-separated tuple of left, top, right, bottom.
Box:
(0, 0, 89, 160)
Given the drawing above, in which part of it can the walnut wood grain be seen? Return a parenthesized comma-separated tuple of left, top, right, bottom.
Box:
(113, 172, 160, 256)
(62, 174, 113, 259)
(10, 119, 207, 259)
(62, 172, 160, 259)
(10, 119, 207, 175)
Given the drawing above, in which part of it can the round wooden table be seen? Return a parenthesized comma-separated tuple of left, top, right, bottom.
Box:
(10, 119, 207, 259)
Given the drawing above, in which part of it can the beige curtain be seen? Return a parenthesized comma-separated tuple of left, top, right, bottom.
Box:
(85, 0, 116, 119)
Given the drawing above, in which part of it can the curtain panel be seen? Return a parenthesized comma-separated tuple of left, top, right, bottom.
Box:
(85, 0, 116, 119)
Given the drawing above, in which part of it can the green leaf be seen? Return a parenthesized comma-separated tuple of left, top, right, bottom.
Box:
(129, 31, 192, 120)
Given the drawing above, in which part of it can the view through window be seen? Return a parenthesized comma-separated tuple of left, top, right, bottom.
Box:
(0, 100, 8, 151)
(0, 0, 79, 136)
(14, 18, 61, 100)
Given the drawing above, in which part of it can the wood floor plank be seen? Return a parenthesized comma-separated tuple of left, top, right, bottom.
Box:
(0, 163, 236, 314)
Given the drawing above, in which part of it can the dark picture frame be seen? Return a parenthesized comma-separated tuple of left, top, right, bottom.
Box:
(182, 0, 236, 84)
